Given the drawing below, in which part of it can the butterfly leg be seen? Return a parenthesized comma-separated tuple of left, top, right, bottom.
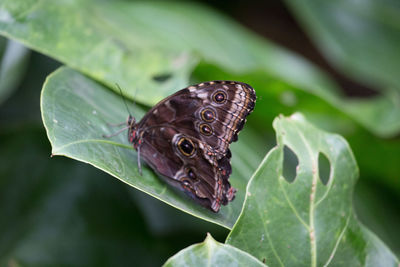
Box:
(102, 126, 129, 138)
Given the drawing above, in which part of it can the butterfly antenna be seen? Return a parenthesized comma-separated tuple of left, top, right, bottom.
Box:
(132, 86, 138, 112)
(115, 83, 132, 117)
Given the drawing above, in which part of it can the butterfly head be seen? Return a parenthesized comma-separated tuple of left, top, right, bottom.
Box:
(127, 114, 136, 127)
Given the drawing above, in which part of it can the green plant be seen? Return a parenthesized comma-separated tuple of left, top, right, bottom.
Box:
(1, 0, 399, 265)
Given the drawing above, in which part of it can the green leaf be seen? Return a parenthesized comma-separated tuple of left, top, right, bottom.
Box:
(0, 37, 29, 104)
(227, 113, 398, 266)
(41, 67, 262, 229)
(285, 0, 400, 91)
(0, 129, 218, 266)
(163, 233, 264, 267)
(0, 66, 228, 266)
(0, 0, 199, 106)
(1, 0, 399, 136)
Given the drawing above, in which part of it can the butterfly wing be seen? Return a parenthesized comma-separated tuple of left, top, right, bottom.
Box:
(137, 81, 256, 157)
(138, 126, 233, 211)
(133, 81, 256, 212)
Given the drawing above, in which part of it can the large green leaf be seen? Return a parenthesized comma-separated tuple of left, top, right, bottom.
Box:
(285, 0, 400, 91)
(227, 113, 398, 266)
(163, 234, 264, 267)
(41, 67, 262, 229)
(1, 0, 399, 136)
(0, 128, 225, 266)
(0, 56, 228, 266)
(0, 0, 198, 106)
(0, 37, 29, 104)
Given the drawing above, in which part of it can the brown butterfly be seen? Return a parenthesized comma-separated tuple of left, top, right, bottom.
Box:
(109, 81, 256, 212)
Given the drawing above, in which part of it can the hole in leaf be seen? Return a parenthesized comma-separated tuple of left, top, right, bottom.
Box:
(152, 73, 172, 83)
(318, 152, 331, 185)
(282, 145, 298, 183)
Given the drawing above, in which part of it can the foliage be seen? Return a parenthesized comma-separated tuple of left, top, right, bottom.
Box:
(164, 234, 264, 267)
(227, 114, 397, 266)
(40, 67, 261, 228)
(285, 0, 400, 92)
(0, 37, 29, 104)
(0, 0, 399, 265)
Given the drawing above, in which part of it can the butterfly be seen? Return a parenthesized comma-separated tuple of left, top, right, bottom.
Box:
(110, 81, 256, 212)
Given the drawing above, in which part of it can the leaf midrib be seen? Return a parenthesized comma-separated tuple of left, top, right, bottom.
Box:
(52, 138, 132, 154)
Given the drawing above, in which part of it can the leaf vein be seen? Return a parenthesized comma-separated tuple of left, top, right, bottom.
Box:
(257, 201, 284, 267)
(53, 138, 132, 153)
(323, 212, 351, 267)
(278, 177, 309, 229)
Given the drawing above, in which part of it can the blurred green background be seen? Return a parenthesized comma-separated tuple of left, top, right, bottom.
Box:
(1, 0, 399, 266)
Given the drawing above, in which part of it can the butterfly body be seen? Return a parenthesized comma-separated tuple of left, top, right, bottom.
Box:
(126, 81, 256, 212)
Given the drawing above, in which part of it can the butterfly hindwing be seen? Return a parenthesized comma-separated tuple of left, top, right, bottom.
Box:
(138, 126, 225, 211)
